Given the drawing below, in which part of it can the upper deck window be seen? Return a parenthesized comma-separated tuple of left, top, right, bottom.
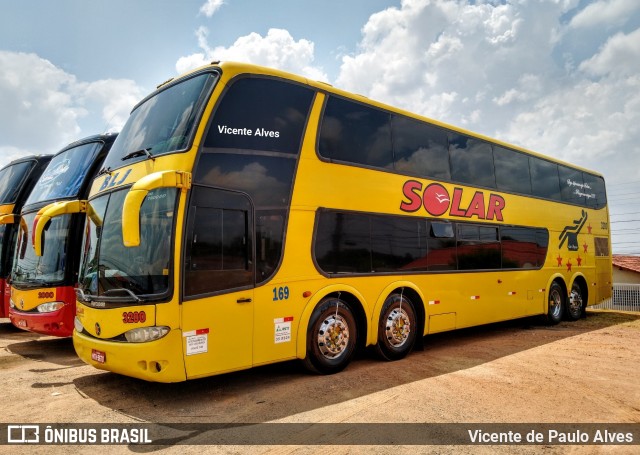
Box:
(319, 96, 393, 169)
(0, 161, 34, 205)
(26, 142, 102, 205)
(392, 115, 450, 180)
(315, 95, 606, 209)
(102, 72, 218, 171)
(204, 76, 314, 154)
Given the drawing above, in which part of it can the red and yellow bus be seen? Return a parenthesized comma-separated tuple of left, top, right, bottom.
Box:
(9, 134, 116, 336)
(0, 155, 51, 319)
(59, 62, 609, 382)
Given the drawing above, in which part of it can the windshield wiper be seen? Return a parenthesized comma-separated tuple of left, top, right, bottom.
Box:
(121, 147, 155, 161)
(96, 166, 112, 176)
(102, 288, 142, 302)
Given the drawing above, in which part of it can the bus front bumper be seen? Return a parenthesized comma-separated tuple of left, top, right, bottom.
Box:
(73, 329, 186, 383)
(9, 303, 75, 337)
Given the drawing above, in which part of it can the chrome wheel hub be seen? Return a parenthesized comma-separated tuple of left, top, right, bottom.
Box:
(317, 315, 350, 359)
(569, 289, 583, 312)
(385, 307, 411, 347)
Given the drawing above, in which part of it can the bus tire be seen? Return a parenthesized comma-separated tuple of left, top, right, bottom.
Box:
(375, 293, 417, 361)
(303, 297, 357, 374)
(547, 282, 565, 325)
(565, 281, 584, 321)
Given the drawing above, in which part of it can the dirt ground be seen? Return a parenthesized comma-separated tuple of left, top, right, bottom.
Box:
(0, 309, 639, 454)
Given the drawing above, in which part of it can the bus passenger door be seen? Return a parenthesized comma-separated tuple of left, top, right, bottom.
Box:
(181, 186, 254, 378)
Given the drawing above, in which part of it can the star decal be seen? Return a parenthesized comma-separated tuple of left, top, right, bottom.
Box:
(576, 255, 582, 266)
(566, 260, 573, 272)
(587, 224, 592, 234)
(583, 242, 589, 253)
(556, 255, 563, 267)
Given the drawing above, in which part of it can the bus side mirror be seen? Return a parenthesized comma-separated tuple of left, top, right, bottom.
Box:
(0, 214, 17, 225)
(121, 170, 191, 247)
(34, 200, 88, 256)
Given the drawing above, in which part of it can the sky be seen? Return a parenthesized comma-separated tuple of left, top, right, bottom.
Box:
(1, 0, 639, 253)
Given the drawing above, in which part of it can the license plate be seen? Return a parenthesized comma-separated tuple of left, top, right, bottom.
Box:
(91, 349, 106, 364)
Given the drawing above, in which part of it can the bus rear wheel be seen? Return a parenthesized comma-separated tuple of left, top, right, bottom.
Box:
(565, 282, 584, 321)
(547, 282, 565, 325)
(304, 298, 357, 374)
(375, 293, 417, 361)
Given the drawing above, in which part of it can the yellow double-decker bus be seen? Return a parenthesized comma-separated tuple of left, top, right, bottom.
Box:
(61, 62, 610, 382)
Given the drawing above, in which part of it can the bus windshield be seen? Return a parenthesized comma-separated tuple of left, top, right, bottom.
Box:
(0, 161, 34, 204)
(100, 71, 218, 171)
(13, 212, 70, 286)
(77, 187, 177, 301)
(25, 142, 102, 205)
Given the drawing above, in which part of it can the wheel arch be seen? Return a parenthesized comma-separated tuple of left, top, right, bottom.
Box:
(546, 274, 568, 303)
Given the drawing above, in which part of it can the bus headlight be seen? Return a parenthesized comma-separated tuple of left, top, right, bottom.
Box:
(74, 316, 84, 333)
(37, 301, 65, 313)
(124, 326, 170, 343)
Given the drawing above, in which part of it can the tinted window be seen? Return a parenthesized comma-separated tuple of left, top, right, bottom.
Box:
(205, 77, 314, 154)
(426, 221, 457, 271)
(184, 187, 253, 296)
(371, 215, 426, 272)
(12, 211, 71, 285)
(78, 188, 176, 298)
(319, 96, 393, 169)
(195, 153, 296, 209)
(456, 224, 500, 270)
(582, 173, 607, 208)
(256, 212, 285, 283)
(449, 134, 496, 188)
(530, 158, 561, 200)
(501, 227, 548, 268)
(0, 161, 34, 204)
(594, 237, 609, 257)
(559, 166, 586, 205)
(315, 211, 371, 274)
(103, 72, 217, 170)
(314, 210, 550, 274)
(494, 146, 532, 194)
(26, 142, 102, 204)
(392, 115, 450, 180)
(315, 211, 427, 274)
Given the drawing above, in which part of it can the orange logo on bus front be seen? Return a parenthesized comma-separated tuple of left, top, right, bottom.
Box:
(400, 181, 506, 221)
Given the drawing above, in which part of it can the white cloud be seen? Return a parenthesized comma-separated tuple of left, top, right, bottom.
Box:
(569, 0, 637, 29)
(336, 0, 564, 132)
(579, 28, 640, 77)
(0, 51, 83, 157)
(0, 51, 143, 168)
(199, 0, 225, 18)
(78, 79, 145, 132)
(176, 27, 328, 81)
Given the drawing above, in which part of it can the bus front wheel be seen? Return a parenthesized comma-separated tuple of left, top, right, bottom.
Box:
(547, 282, 565, 325)
(304, 298, 357, 374)
(375, 293, 417, 361)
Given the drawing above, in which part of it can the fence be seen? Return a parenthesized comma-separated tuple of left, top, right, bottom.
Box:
(592, 283, 640, 312)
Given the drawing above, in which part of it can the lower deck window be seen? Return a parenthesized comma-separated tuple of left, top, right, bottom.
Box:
(314, 209, 548, 275)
